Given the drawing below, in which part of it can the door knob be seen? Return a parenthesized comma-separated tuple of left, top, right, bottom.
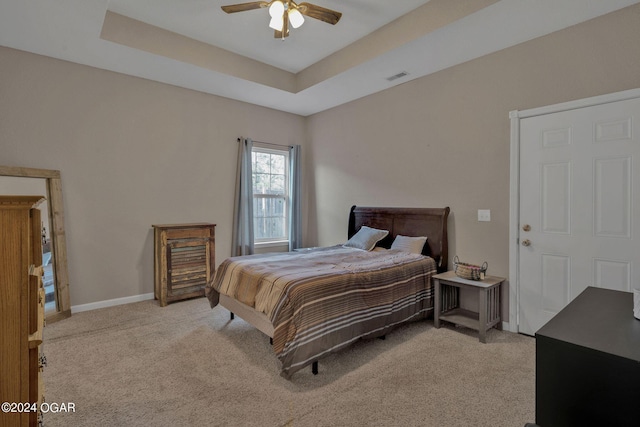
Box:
(522, 224, 531, 232)
(521, 239, 531, 247)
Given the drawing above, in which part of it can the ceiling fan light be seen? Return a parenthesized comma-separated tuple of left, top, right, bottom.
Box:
(268, 1, 285, 18)
(288, 8, 304, 28)
(269, 16, 284, 31)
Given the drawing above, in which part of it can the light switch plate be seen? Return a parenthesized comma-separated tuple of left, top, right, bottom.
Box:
(478, 209, 491, 222)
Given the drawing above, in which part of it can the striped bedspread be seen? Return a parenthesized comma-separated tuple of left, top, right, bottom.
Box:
(207, 246, 437, 378)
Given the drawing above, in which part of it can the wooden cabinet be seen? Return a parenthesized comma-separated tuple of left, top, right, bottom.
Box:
(153, 223, 215, 306)
(536, 287, 640, 426)
(0, 196, 46, 427)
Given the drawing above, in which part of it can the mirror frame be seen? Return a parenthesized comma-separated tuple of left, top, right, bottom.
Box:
(0, 165, 71, 322)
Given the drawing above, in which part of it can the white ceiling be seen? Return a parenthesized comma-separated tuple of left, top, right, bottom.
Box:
(109, 0, 433, 73)
(1, 0, 638, 116)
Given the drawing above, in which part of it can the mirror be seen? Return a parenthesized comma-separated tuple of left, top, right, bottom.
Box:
(0, 166, 71, 322)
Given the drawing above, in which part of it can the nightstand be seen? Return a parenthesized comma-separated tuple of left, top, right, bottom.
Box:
(433, 270, 505, 343)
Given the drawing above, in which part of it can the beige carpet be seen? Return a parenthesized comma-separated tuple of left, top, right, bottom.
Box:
(42, 297, 535, 426)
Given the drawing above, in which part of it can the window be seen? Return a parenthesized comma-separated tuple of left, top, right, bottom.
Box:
(252, 146, 289, 243)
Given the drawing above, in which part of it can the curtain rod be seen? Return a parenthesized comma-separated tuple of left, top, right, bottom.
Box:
(237, 137, 293, 149)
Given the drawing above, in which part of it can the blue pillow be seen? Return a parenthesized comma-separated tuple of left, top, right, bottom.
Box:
(343, 226, 389, 251)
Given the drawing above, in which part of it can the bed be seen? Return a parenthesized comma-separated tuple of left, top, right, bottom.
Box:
(206, 205, 450, 378)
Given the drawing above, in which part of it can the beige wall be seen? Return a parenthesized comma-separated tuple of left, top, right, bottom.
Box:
(1, 4, 640, 314)
(306, 4, 640, 317)
(0, 47, 306, 306)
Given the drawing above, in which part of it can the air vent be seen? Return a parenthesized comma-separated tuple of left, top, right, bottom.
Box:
(385, 71, 409, 82)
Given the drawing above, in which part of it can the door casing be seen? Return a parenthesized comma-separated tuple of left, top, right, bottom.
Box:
(508, 87, 640, 333)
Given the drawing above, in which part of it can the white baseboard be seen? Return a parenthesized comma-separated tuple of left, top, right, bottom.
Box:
(501, 321, 515, 333)
(71, 293, 155, 313)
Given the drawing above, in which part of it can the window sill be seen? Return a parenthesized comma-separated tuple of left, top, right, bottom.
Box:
(255, 240, 289, 249)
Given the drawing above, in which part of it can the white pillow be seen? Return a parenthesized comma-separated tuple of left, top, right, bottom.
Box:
(391, 235, 427, 254)
(343, 226, 389, 251)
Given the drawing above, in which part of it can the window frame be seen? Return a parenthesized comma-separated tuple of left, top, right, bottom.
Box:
(251, 144, 290, 245)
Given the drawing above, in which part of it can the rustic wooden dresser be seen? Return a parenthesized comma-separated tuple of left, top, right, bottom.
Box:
(152, 223, 215, 306)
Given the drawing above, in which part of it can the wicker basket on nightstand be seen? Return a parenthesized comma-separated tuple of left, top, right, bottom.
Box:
(453, 256, 488, 281)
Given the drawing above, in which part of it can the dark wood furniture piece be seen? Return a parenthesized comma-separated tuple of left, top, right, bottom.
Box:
(153, 223, 215, 307)
(432, 271, 504, 343)
(0, 196, 47, 427)
(536, 286, 640, 427)
(348, 205, 450, 272)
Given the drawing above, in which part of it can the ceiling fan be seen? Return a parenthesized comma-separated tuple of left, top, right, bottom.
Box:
(221, 1, 342, 39)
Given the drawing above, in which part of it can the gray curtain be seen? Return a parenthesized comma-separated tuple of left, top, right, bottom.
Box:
(288, 144, 302, 251)
(231, 138, 254, 256)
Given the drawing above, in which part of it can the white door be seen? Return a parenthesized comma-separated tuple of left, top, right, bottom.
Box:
(518, 96, 640, 336)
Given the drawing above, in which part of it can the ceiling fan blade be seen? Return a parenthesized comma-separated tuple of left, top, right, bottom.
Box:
(297, 2, 342, 25)
(221, 2, 268, 14)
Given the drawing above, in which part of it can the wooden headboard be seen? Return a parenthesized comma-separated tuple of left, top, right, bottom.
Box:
(348, 206, 450, 272)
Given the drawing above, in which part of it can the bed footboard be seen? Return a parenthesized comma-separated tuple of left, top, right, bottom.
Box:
(219, 294, 274, 337)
